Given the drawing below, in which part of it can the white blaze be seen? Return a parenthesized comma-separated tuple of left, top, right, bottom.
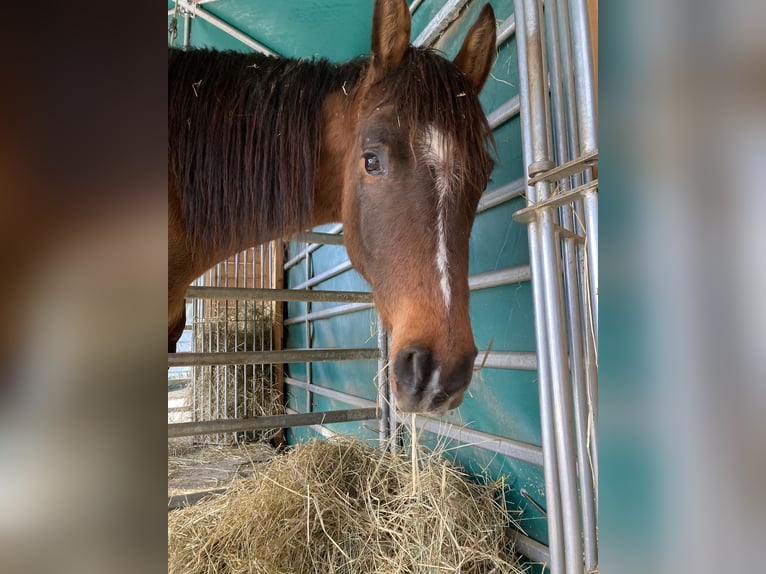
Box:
(423, 126, 453, 310)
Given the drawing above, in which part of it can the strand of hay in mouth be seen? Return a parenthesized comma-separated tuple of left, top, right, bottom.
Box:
(168, 437, 523, 574)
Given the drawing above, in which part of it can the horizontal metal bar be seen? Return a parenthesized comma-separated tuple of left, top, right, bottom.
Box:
(527, 150, 599, 185)
(513, 179, 598, 224)
(185, 286, 372, 304)
(284, 224, 344, 270)
(175, 1, 278, 57)
(475, 351, 537, 371)
(167, 407, 190, 413)
(469, 265, 531, 290)
(508, 529, 551, 564)
(496, 14, 516, 45)
(487, 95, 521, 130)
(168, 347, 380, 367)
(413, 0, 470, 47)
(396, 412, 543, 466)
(283, 302, 374, 326)
(289, 231, 345, 246)
(285, 408, 339, 439)
(292, 260, 354, 290)
(285, 377, 378, 409)
(477, 177, 526, 213)
(168, 408, 379, 438)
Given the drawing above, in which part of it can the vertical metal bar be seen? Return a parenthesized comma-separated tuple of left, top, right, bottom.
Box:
(523, 0, 584, 571)
(260, 244, 266, 417)
(305, 242, 313, 415)
(568, 0, 598, 339)
(234, 251, 240, 442)
(514, 2, 566, 572)
(242, 248, 248, 439)
(251, 247, 257, 440)
(376, 313, 390, 446)
(546, 1, 598, 570)
(182, 12, 191, 49)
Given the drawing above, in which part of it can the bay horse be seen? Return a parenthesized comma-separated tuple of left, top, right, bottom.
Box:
(169, 0, 496, 415)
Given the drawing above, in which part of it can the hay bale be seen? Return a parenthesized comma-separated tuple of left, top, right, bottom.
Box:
(168, 438, 523, 573)
(192, 303, 283, 443)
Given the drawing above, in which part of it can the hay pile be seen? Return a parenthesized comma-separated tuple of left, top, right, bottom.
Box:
(168, 437, 522, 574)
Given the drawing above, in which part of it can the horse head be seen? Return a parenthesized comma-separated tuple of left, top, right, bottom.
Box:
(329, 0, 497, 415)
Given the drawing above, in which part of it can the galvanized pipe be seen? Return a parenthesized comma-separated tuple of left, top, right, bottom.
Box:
(469, 265, 532, 291)
(168, 408, 379, 438)
(487, 95, 521, 130)
(175, 0, 279, 57)
(292, 260, 354, 290)
(496, 14, 516, 45)
(546, 1, 597, 569)
(413, 0, 470, 47)
(509, 529, 551, 564)
(285, 377, 377, 409)
(182, 12, 191, 48)
(393, 411, 544, 467)
(169, 347, 380, 367)
(185, 286, 372, 304)
(409, 0, 425, 14)
(284, 224, 344, 270)
(514, 0, 566, 570)
(376, 313, 390, 445)
(474, 351, 537, 371)
(283, 302, 375, 326)
(289, 231, 344, 246)
(523, 0, 584, 571)
(477, 177, 526, 213)
(568, 0, 598, 337)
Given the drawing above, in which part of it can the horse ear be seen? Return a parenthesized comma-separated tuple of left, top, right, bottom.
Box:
(370, 0, 411, 78)
(453, 4, 497, 92)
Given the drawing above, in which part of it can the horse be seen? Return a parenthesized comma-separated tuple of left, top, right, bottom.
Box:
(168, 0, 496, 415)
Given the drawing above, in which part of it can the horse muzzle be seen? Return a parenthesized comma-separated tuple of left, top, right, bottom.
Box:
(392, 344, 477, 415)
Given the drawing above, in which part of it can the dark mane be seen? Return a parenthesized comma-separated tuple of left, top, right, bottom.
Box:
(374, 47, 495, 192)
(168, 48, 365, 253)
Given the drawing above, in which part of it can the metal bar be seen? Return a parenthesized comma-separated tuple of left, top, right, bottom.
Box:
(568, 0, 598, 339)
(409, 0, 425, 14)
(475, 351, 537, 370)
(513, 179, 598, 224)
(285, 408, 339, 439)
(487, 95, 521, 130)
(376, 314, 390, 445)
(175, 0, 279, 57)
(169, 348, 380, 367)
(393, 411, 544, 467)
(182, 12, 191, 48)
(527, 150, 598, 185)
(469, 265, 532, 291)
(168, 408, 379, 438)
(285, 377, 377, 409)
(508, 529, 551, 565)
(283, 302, 374, 326)
(524, 0, 584, 571)
(497, 14, 516, 45)
(185, 286, 372, 304)
(292, 260, 354, 290)
(289, 231, 345, 246)
(413, 0, 470, 47)
(515, 0, 566, 571)
(546, 2, 597, 570)
(477, 177, 526, 213)
(284, 223, 344, 270)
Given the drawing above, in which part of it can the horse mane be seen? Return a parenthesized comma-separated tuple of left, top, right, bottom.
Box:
(168, 48, 365, 254)
(168, 46, 492, 255)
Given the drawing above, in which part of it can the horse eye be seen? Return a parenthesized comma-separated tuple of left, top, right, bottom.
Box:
(363, 152, 383, 175)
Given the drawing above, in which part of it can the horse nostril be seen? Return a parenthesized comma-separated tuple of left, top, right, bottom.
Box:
(394, 345, 434, 394)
